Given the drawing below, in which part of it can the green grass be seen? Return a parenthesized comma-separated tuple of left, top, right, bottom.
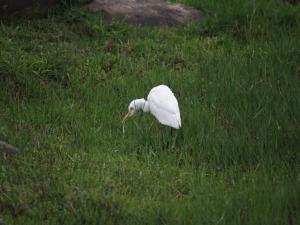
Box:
(1, 0, 300, 224)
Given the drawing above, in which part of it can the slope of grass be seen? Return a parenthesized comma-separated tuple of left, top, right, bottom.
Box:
(1, 0, 300, 224)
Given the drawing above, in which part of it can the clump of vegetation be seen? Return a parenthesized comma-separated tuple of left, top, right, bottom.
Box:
(0, 0, 300, 224)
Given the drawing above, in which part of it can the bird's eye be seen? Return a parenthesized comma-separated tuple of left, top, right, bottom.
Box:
(130, 107, 134, 111)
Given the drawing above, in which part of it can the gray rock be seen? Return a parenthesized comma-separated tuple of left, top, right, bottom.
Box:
(0, 141, 19, 155)
(85, 0, 204, 26)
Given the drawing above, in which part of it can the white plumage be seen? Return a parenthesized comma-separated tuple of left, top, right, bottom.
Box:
(122, 85, 181, 129)
(147, 85, 181, 129)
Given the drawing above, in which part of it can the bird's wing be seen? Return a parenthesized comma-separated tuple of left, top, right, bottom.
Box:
(147, 85, 181, 129)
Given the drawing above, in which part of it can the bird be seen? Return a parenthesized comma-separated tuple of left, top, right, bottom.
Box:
(122, 84, 181, 129)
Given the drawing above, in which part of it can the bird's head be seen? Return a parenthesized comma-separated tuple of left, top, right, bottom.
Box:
(122, 100, 137, 123)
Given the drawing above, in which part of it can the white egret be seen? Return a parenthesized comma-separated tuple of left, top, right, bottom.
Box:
(122, 85, 181, 129)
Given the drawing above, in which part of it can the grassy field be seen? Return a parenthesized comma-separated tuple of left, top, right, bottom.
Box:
(1, 0, 300, 224)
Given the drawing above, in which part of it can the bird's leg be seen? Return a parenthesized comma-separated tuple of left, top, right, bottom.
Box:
(171, 129, 178, 149)
(160, 127, 167, 149)
(171, 132, 178, 149)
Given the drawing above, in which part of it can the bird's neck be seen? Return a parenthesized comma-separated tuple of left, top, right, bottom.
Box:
(134, 98, 150, 112)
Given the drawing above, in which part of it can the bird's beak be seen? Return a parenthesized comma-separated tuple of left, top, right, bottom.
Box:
(122, 112, 131, 123)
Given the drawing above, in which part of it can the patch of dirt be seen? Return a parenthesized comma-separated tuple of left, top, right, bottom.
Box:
(85, 0, 204, 26)
(0, 0, 57, 21)
(285, 0, 300, 5)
